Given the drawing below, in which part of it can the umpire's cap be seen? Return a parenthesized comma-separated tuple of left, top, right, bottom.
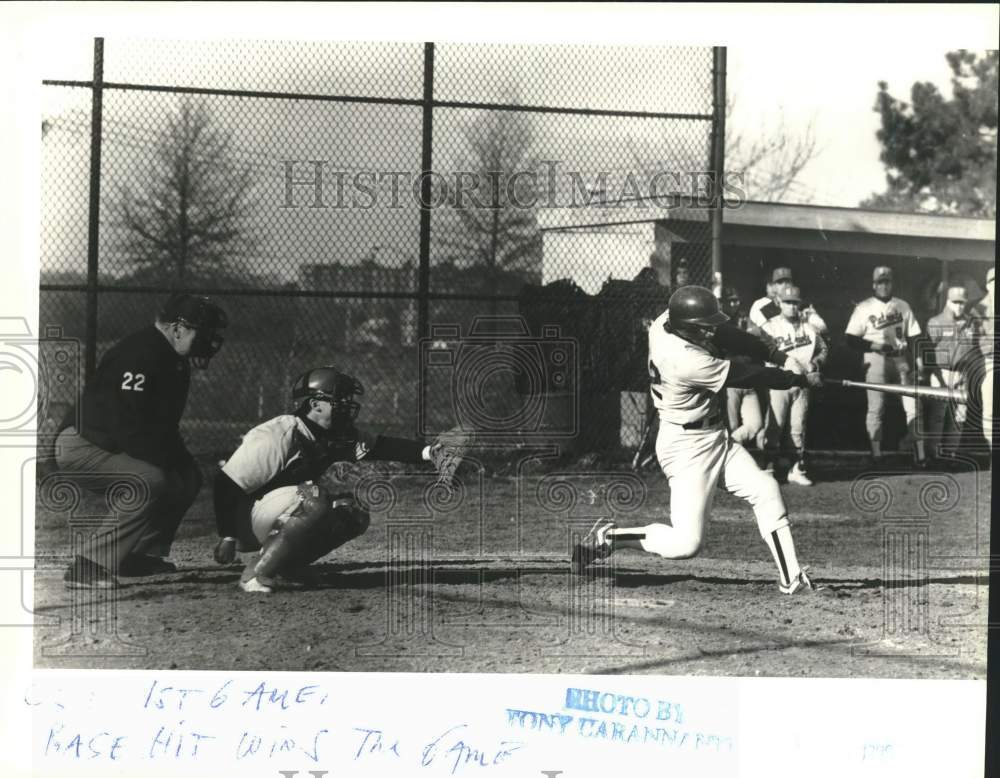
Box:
(668, 285, 729, 328)
(159, 293, 228, 330)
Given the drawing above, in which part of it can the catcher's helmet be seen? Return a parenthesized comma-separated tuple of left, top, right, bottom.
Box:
(668, 285, 729, 328)
(159, 293, 228, 367)
(291, 366, 364, 420)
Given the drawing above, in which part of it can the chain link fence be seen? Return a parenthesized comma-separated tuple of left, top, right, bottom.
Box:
(40, 40, 718, 461)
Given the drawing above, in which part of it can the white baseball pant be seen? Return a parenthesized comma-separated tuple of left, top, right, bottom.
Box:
(726, 387, 764, 446)
(766, 386, 809, 454)
(863, 353, 918, 442)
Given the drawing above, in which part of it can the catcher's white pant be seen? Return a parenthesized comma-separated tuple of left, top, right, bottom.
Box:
(725, 387, 763, 446)
(863, 353, 918, 442)
(766, 386, 809, 453)
(250, 485, 304, 544)
(638, 421, 789, 558)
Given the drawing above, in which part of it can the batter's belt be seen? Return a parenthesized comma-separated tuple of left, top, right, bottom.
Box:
(674, 413, 723, 431)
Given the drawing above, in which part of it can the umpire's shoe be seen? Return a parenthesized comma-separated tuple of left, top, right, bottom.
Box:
(63, 555, 118, 590)
(571, 519, 616, 574)
(119, 553, 177, 576)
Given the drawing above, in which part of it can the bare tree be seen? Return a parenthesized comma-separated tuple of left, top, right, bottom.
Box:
(438, 108, 542, 285)
(630, 92, 820, 203)
(117, 99, 260, 285)
(725, 95, 819, 202)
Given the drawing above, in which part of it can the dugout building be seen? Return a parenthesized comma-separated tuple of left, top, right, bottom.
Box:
(535, 200, 996, 454)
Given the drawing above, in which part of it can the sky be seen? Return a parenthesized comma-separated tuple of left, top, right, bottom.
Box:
(28, 7, 993, 219)
(727, 45, 960, 207)
(6, 3, 1000, 285)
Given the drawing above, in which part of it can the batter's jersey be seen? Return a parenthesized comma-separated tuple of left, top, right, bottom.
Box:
(648, 311, 730, 424)
(223, 414, 375, 500)
(760, 317, 826, 368)
(845, 296, 921, 350)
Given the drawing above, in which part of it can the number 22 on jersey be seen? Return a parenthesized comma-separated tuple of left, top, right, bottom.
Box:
(121, 372, 146, 391)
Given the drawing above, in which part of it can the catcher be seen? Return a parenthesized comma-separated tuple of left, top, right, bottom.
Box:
(213, 365, 468, 593)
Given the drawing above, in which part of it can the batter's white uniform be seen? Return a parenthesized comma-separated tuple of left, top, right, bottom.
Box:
(760, 317, 827, 454)
(845, 296, 922, 442)
(637, 312, 796, 564)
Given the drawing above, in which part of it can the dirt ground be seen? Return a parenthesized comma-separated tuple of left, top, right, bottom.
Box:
(32, 455, 991, 678)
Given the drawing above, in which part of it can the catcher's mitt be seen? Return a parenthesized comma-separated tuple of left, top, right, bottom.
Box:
(429, 429, 474, 491)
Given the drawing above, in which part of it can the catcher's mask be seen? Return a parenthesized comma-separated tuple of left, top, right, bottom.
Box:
(292, 366, 364, 422)
(160, 293, 228, 369)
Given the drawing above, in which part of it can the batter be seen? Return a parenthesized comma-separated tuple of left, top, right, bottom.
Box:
(573, 286, 825, 595)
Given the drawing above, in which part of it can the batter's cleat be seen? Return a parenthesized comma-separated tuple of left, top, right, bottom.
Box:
(571, 519, 616, 574)
(787, 462, 814, 486)
(63, 555, 118, 590)
(238, 576, 274, 594)
(213, 536, 238, 565)
(119, 553, 177, 576)
(779, 566, 828, 595)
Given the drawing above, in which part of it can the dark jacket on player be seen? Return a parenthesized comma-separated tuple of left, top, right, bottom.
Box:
(61, 325, 191, 468)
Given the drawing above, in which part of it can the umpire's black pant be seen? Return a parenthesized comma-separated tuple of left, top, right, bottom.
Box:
(55, 427, 202, 571)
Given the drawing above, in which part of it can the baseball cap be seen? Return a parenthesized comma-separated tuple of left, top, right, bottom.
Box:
(779, 285, 802, 303)
(946, 287, 967, 303)
(771, 267, 793, 283)
(873, 266, 893, 282)
(160, 293, 228, 330)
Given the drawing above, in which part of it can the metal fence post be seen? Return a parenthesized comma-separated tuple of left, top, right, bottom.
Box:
(84, 37, 105, 380)
(710, 46, 727, 294)
(417, 42, 435, 437)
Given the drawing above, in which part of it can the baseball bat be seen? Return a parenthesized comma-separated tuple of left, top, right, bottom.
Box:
(822, 378, 967, 405)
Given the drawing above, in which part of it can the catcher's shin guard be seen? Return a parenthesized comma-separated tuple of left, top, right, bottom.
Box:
(253, 482, 366, 580)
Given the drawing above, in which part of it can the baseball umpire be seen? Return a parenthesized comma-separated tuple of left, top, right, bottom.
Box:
(573, 286, 826, 595)
(55, 293, 228, 589)
(213, 365, 467, 593)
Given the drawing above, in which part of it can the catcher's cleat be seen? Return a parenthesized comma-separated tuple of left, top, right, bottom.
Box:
(571, 519, 616, 574)
(238, 576, 274, 594)
(787, 462, 814, 486)
(779, 566, 829, 595)
(213, 536, 238, 565)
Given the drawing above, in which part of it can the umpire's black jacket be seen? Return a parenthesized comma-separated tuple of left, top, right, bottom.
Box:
(62, 326, 191, 468)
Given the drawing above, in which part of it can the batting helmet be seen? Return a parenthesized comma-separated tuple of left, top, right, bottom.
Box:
(291, 366, 364, 420)
(668, 285, 729, 328)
